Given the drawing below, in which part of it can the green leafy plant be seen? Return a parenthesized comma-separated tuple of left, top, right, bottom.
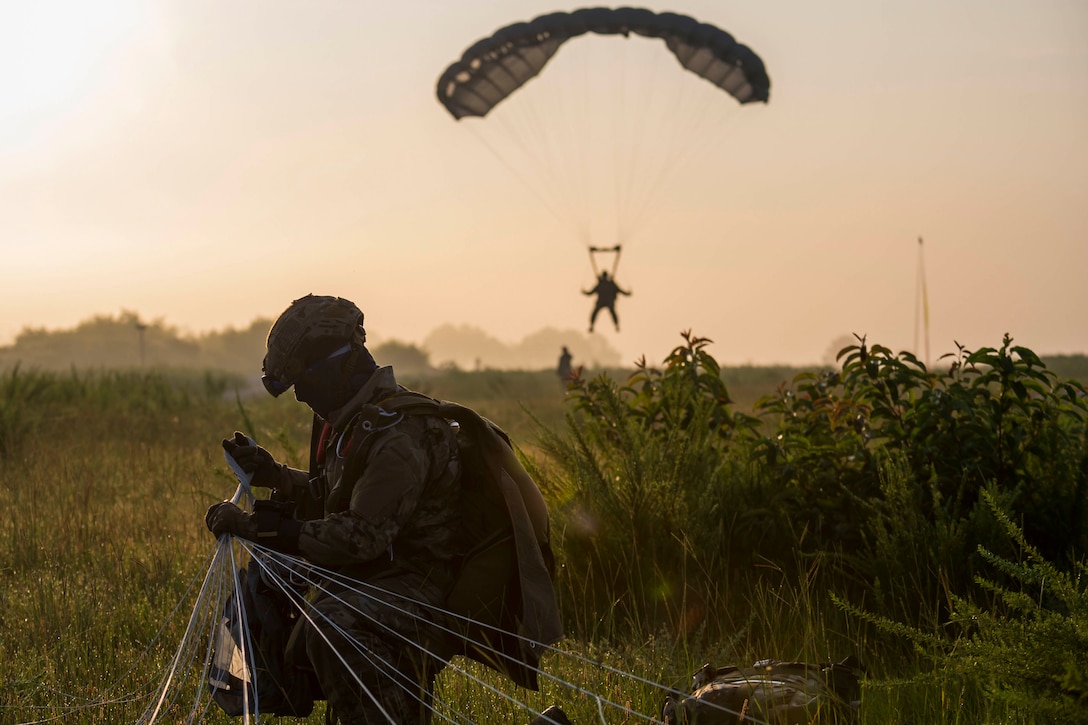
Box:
(538, 332, 785, 639)
(949, 488, 1088, 721)
(836, 487, 1088, 724)
(755, 333, 1088, 615)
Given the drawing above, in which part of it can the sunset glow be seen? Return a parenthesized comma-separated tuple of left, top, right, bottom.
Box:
(1, 0, 1085, 367)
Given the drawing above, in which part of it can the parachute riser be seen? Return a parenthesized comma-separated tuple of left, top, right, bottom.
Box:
(588, 244, 622, 278)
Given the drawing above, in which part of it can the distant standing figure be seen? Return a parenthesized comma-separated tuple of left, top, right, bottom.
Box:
(557, 346, 573, 382)
(583, 271, 630, 333)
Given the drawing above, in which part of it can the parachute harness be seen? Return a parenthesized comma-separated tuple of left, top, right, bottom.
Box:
(335, 407, 404, 460)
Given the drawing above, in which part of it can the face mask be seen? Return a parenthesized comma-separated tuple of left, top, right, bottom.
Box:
(293, 346, 352, 419)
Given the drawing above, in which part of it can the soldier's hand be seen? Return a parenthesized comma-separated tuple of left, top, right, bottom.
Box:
(222, 431, 280, 488)
(205, 502, 257, 540)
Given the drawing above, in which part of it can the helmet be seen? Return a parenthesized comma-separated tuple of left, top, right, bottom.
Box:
(262, 294, 365, 396)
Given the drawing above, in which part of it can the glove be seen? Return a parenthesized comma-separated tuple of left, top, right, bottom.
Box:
(205, 501, 257, 540)
(222, 431, 281, 488)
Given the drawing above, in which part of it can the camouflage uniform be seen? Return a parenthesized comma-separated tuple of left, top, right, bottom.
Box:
(273, 365, 463, 724)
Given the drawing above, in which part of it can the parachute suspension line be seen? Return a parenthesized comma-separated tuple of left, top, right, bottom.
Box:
(140, 456, 258, 723)
(547, 36, 611, 249)
(242, 543, 766, 725)
(193, 556, 234, 723)
(595, 694, 608, 724)
(604, 37, 747, 248)
(613, 35, 668, 245)
(271, 586, 402, 724)
(572, 42, 593, 246)
(621, 76, 744, 245)
(248, 544, 485, 723)
(134, 465, 775, 725)
(267, 542, 552, 722)
(463, 121, 569, 233)
(23, 548, 223, 724)
(127, 527, 766, 725)
(195, 555, 237, 724)
(98, 548, 216, 706)
(463, 86, 599, 246)
(611, 36, 631, 249)
(225, 470, 259, 722)
(229, 541, 258, 723)
(244, 543, 550, 725)
(248, 547, 590, 723)
(138, 544, 233, 724)
(147, 552, 212, 722)
(509, 89, 580, 229)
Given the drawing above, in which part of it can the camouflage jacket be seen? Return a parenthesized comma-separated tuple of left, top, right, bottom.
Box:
(273, 367, 463, 587)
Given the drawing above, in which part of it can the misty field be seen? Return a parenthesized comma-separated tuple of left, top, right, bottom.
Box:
(1, 336, 1086, 723)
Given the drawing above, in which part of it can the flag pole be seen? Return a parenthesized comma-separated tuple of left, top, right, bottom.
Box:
(915, 236, 930, 369)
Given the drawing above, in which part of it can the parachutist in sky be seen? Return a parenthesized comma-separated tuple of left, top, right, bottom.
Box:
(584, 271, 630, 333)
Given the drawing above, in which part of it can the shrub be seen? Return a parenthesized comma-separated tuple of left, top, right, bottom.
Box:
(542, 330, 1088, 642)
(836, 488, 1088, 724)
(0, 365, 53, 462)
(951, 488, 1088, 721)
(755, 334, 1088, 616)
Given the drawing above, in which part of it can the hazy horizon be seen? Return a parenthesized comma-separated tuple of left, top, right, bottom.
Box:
(2, 1, 1085, 367)
(0, 308, 634, 373)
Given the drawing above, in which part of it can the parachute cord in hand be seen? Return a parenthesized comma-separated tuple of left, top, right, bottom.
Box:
(246, 542, 564, 724)
(242, 542, 415, 724)
(246, 542, 772, 725)
(241, 545, 663, 725)
(244, 540, 485, 724)
(224, 436, 258, 509)
(129, 525, 768, 725)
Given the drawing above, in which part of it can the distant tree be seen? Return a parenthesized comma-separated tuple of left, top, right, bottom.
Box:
(1042, 354, 1088, 385)
(0, 311, 199, 370)
(0, 314, 627, 374)
(423, 323, 622, 371)
(423, 324, 512, 370)
(196, 319, 273, 376)
(822, 334, 856, 367)
(517, 327, 622, 370)
(372, 340, 431, 375)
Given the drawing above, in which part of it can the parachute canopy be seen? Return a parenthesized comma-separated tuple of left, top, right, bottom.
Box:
(437, 6, 770, 120)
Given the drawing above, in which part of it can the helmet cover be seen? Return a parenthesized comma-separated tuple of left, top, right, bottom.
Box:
(262, 294, 364, 392)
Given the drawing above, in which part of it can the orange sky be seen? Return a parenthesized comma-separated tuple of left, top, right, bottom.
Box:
(2, 0, 1086, 367)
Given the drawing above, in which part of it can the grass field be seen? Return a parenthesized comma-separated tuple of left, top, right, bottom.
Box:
(0, 363, 1079, 723)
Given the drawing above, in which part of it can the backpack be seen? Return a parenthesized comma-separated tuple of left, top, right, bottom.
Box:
(661, 658, 863, 724)
(369, 391, 563, 691)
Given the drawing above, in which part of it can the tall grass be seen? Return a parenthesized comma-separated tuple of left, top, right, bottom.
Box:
(1, 358, 1082, 723)
(0, 370, 242, 722)
(533, 332, 1086, 723)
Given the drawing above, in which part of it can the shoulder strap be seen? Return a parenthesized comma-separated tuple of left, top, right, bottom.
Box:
(324, 403, 406, 513)
(378, 391, 552, 549)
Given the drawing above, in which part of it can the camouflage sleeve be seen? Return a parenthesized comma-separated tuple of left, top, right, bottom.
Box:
(297, 427, 430, 568)
(270, 466, 313, 504)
